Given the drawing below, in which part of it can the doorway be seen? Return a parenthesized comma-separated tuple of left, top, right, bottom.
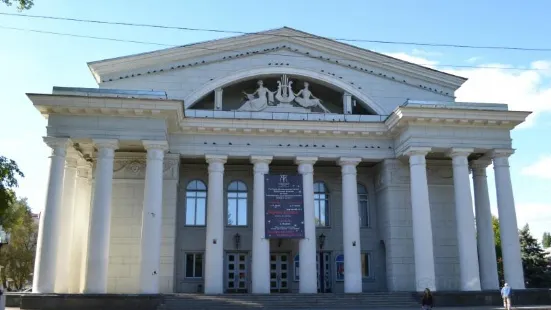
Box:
(270, 253, 290, 292)
(226, 252, 249, 293)
(317, 251, 332, 293)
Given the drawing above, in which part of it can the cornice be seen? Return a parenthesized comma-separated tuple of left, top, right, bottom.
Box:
(87, 27, 465, 91)
(27, 93, 184, 132)
(385, 106, 531, 134)
(180, 117, 390, 138)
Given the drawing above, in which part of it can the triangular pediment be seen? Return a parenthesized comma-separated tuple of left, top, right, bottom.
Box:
(88, 27, 466, 90)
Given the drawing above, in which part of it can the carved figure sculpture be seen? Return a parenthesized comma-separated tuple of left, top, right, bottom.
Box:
(238, 80, 275, 111)
(275, 75, 295, 103)
(294, 82, 331, 113)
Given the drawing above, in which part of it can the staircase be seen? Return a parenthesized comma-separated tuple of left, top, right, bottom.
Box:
(159, 292, 420, 309)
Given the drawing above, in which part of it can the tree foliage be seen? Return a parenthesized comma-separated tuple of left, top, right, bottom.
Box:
(492, 215, 505, 284)
(542, 232, 551, 248)
(1, 0, 33, 10)
(0, 156, 25, 230)
(519, 224, 551, 288)
(0, 198, 38, 290)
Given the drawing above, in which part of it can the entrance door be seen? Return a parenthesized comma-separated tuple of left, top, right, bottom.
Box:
(317, 252, 332, 293)
(226, 252, 249, 293)
(270, 253, 289, 292)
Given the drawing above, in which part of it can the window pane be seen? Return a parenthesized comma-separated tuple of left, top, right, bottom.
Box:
(186, 197, 196, 225)
(357, 183, 367, 194)
(228, 192, 238, 198)
(185, 254, 194, 277)
(228, 199, 237, 225)
(228, 181, 238, 191)
(319, 200, 326, 226)
(237, 198, 247, 225)
(361, 253, 370, 278)
(195, 254, 203, 277)
(237, 181, 247, 191)
(196, 198, 206, 225)
(359, 199, 368, 226)
(197, 191, 207, 198)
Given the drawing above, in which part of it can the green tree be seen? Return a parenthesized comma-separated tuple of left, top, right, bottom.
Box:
(0, 156, 25, 230)
(519, 224, 551, 288)
(492, 215, 505, 284)
(0, 198, 37, 290)
(542, 232, 551, 248)
(1, 0, 33, 10)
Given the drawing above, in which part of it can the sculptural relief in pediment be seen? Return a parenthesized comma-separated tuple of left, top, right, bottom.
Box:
(237, 75, 333, 113)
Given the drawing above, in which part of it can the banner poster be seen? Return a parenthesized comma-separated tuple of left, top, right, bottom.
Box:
(264, 174, 305, 239)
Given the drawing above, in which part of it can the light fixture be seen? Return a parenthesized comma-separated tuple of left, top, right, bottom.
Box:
(318, 233, 326, 250)
(234, 233, 241, 250)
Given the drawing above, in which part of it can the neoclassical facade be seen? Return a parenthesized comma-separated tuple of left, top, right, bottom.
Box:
(28, 27, 530, 295)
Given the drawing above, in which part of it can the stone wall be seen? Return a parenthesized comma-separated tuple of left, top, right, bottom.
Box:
(105, 153, 179, 293)
(375, 159, 460, 291)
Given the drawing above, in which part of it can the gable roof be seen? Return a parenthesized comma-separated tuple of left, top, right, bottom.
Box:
(88, 27, 467, 89)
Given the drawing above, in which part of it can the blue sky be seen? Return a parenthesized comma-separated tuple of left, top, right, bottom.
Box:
(1, 0, 550, 241)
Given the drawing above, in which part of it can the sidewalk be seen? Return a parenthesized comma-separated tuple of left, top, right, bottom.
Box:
(6, 306, 551, 310)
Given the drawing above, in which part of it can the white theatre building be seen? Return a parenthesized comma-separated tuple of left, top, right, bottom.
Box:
(28, 27, 529, 295)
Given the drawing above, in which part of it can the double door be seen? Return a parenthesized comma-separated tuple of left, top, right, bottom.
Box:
(317, 251, 332, 293)
(270, 253, 289, 292)
(226, 252, 248, 293)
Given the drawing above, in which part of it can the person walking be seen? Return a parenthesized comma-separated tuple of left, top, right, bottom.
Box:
(421, 288, 434, 310)
(501, 282, 512, 310)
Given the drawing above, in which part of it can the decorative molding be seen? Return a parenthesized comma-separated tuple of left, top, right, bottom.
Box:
(88, 27, 465, 90)
(185, 67, 385, 114)
(112, 152, 180, 180)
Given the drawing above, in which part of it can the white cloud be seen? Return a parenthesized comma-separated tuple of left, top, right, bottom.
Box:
(386, 52, 438, 68)
(386, 51, 551, 127)
(411, 49, 442, 58)
(466, 56, 482, 63)
(521, 156, 551, 179)
(515, 203, 551, 241)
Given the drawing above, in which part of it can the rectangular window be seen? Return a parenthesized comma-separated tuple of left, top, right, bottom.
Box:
(361, 253, 371, 278)
(359, 195, 369, 227)
(314, 193, 329, 227)
(227, 192, 247, 226)
(185, 253, 203, 278)
(185, 191, 206, 226)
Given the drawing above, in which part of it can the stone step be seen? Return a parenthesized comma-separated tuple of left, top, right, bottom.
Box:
(161, 293, 420, 309)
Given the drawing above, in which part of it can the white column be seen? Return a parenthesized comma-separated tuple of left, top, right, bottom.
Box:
(405, 147, 437, 291)
(32, 137, 70, 293)
(447, 148, 481, 291)
(79, 169, 93, 292)
(251, 156, 272, 294)
(68, 160, 93, 293)
(471, 159, 500, 290)
(492, 149, 525, 289)
(214, 88, 223, 110)
(83, 139, 119, 293)
(338, 157, 363, 293)
(204, 155, 227, 294)
(54, 150, 79, 293)
(139, 140, 168, 293)
(343, 92, 352, 114)
(295, 157, 318, 294)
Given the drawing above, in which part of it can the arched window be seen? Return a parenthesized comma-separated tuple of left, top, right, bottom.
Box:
(227, 181, 248, 226)
(358, 183, 369, 227)
(335, 254, 344, 281)
(314, 181, 329, 227)
(185, 180, 207, 226)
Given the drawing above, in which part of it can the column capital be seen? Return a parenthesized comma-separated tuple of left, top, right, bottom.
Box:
(142, 140, 169, 151)
(470, 159, 492, 176)
(77, 159, 93, 178)
(43, 137, 71, 155)
(295, 156, 318, 165)
(447, 148, 474, 158)
(65, 148, 80, 168)
(92, 139, 119, 150)
(205, 154, 228, 164)
(250, 155, 273, 165)
(403, 146, 432, 157)
(491, 149, 515, 159)
(337, 157, 362, 167)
